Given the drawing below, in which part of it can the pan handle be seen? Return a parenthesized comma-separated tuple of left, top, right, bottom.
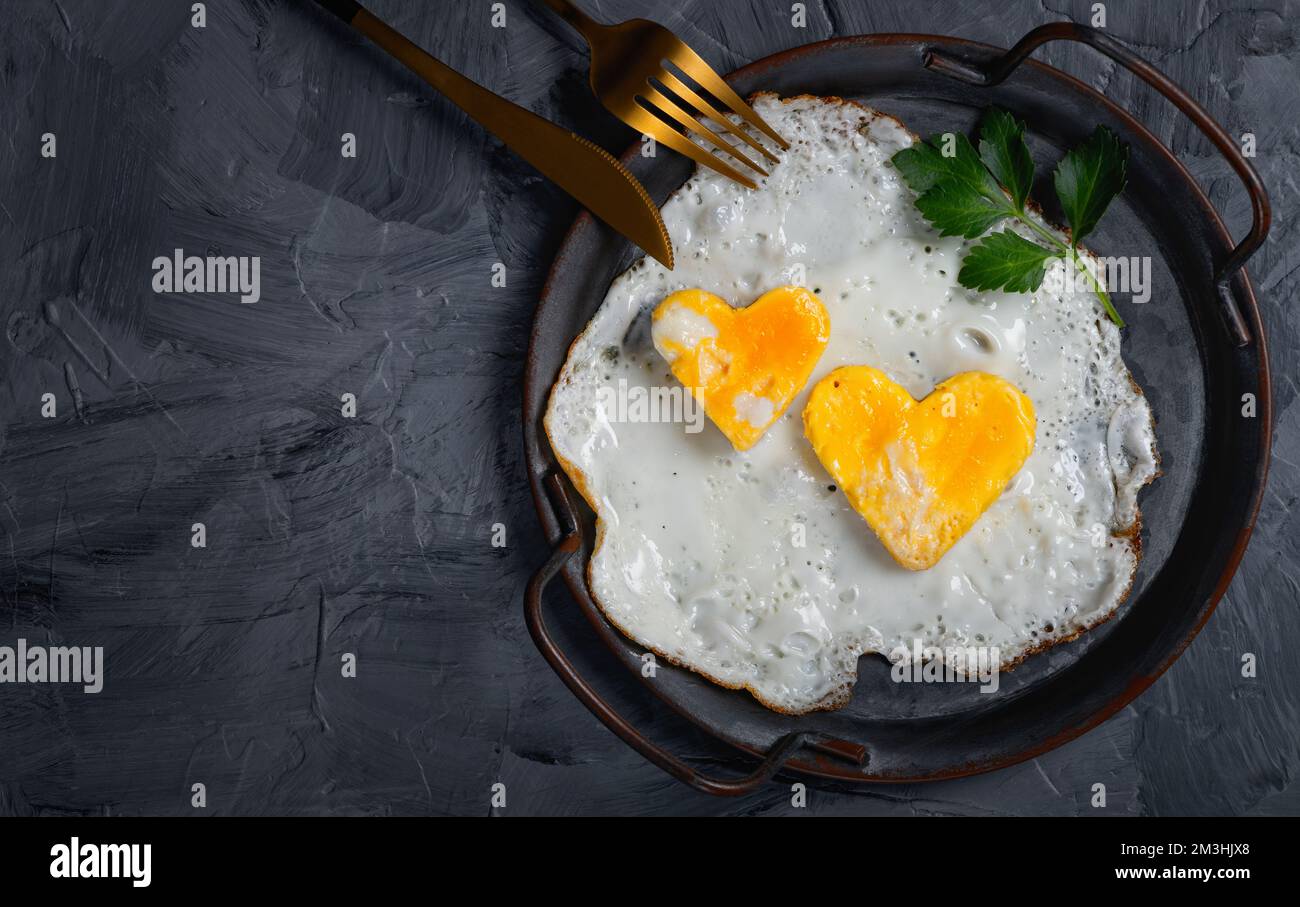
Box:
(526, 473, 867, 796)
(925, 21, 1271, 348)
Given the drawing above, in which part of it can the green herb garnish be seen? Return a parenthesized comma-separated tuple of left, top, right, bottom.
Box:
(891, 109, 1129, 326)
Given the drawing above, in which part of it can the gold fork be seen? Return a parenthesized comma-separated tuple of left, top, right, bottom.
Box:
(539, 0, 789, 190)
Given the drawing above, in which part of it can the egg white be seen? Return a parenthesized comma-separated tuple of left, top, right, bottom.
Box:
(545, 94, 1159, 714)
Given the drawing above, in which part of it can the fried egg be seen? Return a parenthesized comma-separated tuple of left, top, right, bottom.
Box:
(545, 94, 1159, 714)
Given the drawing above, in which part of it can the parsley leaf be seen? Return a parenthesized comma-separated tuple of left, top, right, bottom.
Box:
(894, 132, 1015, 238)
(1053, 125, 1128, 247)
(978, 109, 1034, 213)
(959, 231, 1059, 292)
(915, 181, 1012, 239)
(893, 132, 998, 198)
(890, 140, 954, 192)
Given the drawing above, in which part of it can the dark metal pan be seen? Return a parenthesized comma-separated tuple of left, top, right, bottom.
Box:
(522, 23, 1272, 792)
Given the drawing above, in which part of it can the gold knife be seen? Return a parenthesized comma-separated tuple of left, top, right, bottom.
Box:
(311, 0, 673, 269)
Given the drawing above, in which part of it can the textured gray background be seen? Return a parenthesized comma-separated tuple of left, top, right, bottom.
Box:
(0, 0, 1295, 816)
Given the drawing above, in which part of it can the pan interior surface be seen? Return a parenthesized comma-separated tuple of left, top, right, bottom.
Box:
(523, 37, 1268, 781)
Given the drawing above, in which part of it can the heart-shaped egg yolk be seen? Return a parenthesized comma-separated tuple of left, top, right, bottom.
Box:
(651, 287, 830, 451)
(803, 366, 1036, 571)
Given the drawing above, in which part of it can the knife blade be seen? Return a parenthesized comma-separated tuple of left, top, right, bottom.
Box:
(312, 0, 674, 269)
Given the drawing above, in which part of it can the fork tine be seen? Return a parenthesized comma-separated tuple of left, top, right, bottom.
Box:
(641, 85, 769, 178)
(655, 69, 779, 165)
(668, 45, 790, 149)
(622, 105, 758, 190)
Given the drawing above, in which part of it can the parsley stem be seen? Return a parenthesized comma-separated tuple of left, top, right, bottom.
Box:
(1019, 216, 1067, 252)
(1013, 212, 1125, 328)
(1067, 246, 1125, 327)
